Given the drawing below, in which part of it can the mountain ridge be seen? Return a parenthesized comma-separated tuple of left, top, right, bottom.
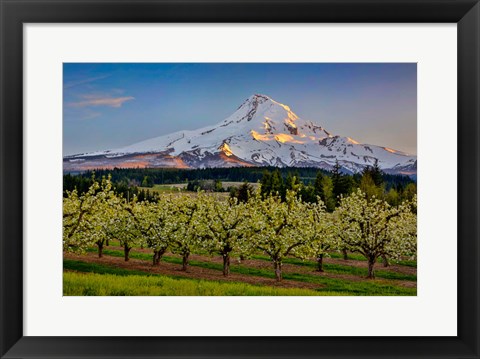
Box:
(64, 94, 416, 175)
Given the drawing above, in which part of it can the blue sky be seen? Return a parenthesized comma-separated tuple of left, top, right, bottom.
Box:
(63, 63, 417, 156)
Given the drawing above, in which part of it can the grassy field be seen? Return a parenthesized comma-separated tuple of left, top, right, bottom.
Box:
(64, 244, 417, 296)
(139, 184, 186, 193)
(85, 248, 416, 282)
(64, 270, 333, 296)
(139, 181, 259, 194)
(327, 252, 417, 268)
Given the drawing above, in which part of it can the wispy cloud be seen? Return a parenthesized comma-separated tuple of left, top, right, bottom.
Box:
(64, 75, 110, 89)
(68, 95, 135, 108)
(81, 112, 101, 120)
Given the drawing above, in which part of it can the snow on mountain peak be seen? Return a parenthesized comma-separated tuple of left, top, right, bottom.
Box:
(245, 93, 271, 104)
(235, 94, 294, 119)
(64, 94, 417, 175)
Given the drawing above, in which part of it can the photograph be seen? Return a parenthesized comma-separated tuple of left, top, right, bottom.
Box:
(62, 63, 417, 296)
(3, 0, 478, 355)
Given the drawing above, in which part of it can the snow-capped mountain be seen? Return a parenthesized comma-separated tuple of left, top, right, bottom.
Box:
(64, 94, 416, 175)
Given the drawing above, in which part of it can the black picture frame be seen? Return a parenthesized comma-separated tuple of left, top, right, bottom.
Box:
(1, 1, 479, 358)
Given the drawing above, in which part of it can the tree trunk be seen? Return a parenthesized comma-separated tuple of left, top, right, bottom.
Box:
(342, 249, 348, 260)
(182, 253, 189, 271)
(223, 253, 230, 276)
(367, 258, 376, 279)
(273, 260, 283, 281)
(106, 239, 110, 246)
(153, 251, 158, 266)
(124, 245, 131, 262)
(97, 242, 103, 258)
(152, 248, 167, 266)
(316, 254, 324, 272)
(382, 254, 389, 267)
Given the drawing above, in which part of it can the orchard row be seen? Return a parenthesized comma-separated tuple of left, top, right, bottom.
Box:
(63, 176, 416, 280)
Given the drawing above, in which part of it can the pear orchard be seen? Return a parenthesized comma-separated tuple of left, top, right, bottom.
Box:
(63, 176, 417, 281)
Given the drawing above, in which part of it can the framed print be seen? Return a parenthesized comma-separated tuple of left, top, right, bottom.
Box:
(1, 0, 479, 358)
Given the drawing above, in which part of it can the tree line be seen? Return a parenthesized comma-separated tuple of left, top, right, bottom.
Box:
(64, 173, 160, 202)
(231, 160, 416, 211)
(65, 164, 415, 189)
(65, 162, 416, 210)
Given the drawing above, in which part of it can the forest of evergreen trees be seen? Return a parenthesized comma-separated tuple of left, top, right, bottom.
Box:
(64, 162, 415, 209)
(246, 160, 416, 210)
(65, 166, 332, 185)
(63, 173, 160, 202)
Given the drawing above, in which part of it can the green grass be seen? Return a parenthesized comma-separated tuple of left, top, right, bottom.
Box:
(76, 249, 416, 296)
(328, 252, 417, 268)
(101, 244, 416, 271)
(96, 248, 416, 281)
(250, 255, 417, 281)
(63, 264, 333, 296)
(281, 272, 415, 296)
(104, 241, 417, 269)
(64, 259, 151, 277)
(138, 185, 184, 194)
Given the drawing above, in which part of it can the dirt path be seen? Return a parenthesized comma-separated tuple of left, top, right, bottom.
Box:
(65, 246, 416, 289)
(324, 257, 417, 276)
(64, 252, 323, 291)
(105, 245, 416, 276)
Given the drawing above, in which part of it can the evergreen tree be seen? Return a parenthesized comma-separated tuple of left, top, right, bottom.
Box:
(270, 169, 284, 198)
(299, 184, 316, 203)
(332, 160, 343, 203)
(285, 172, 302, 193)
(370, 159, 384, 187)
(260, 170, 272, 198)
(313, 172, 325, 200)
(141, 175, 154, 187)
(402, 183, 417, 203)
(359, 172, 382, 201)
(385, 188, 400, 206)
(332, 160, 353, 203)
(321, 176, 336, 212)
(137, 189, 146, 202)
(236, 182, 254, 203)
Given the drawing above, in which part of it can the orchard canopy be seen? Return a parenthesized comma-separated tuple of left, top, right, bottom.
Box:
(63, 176, 417, 280)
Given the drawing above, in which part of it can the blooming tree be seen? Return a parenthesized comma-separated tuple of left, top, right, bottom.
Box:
(108, 198, 143, 261)
(63, 185, 98, 252)
(85, 176, 123, 257)
(63, 176, 119, 257)
(387, 195, 417, 260)
(166, 193, 205, 271)
(335, 189, 417, 278)
(250, 191, 310, 281)
(299, 202, 338, 272)
(127, 199, 171, 265)
(196, 195, 250, 276)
